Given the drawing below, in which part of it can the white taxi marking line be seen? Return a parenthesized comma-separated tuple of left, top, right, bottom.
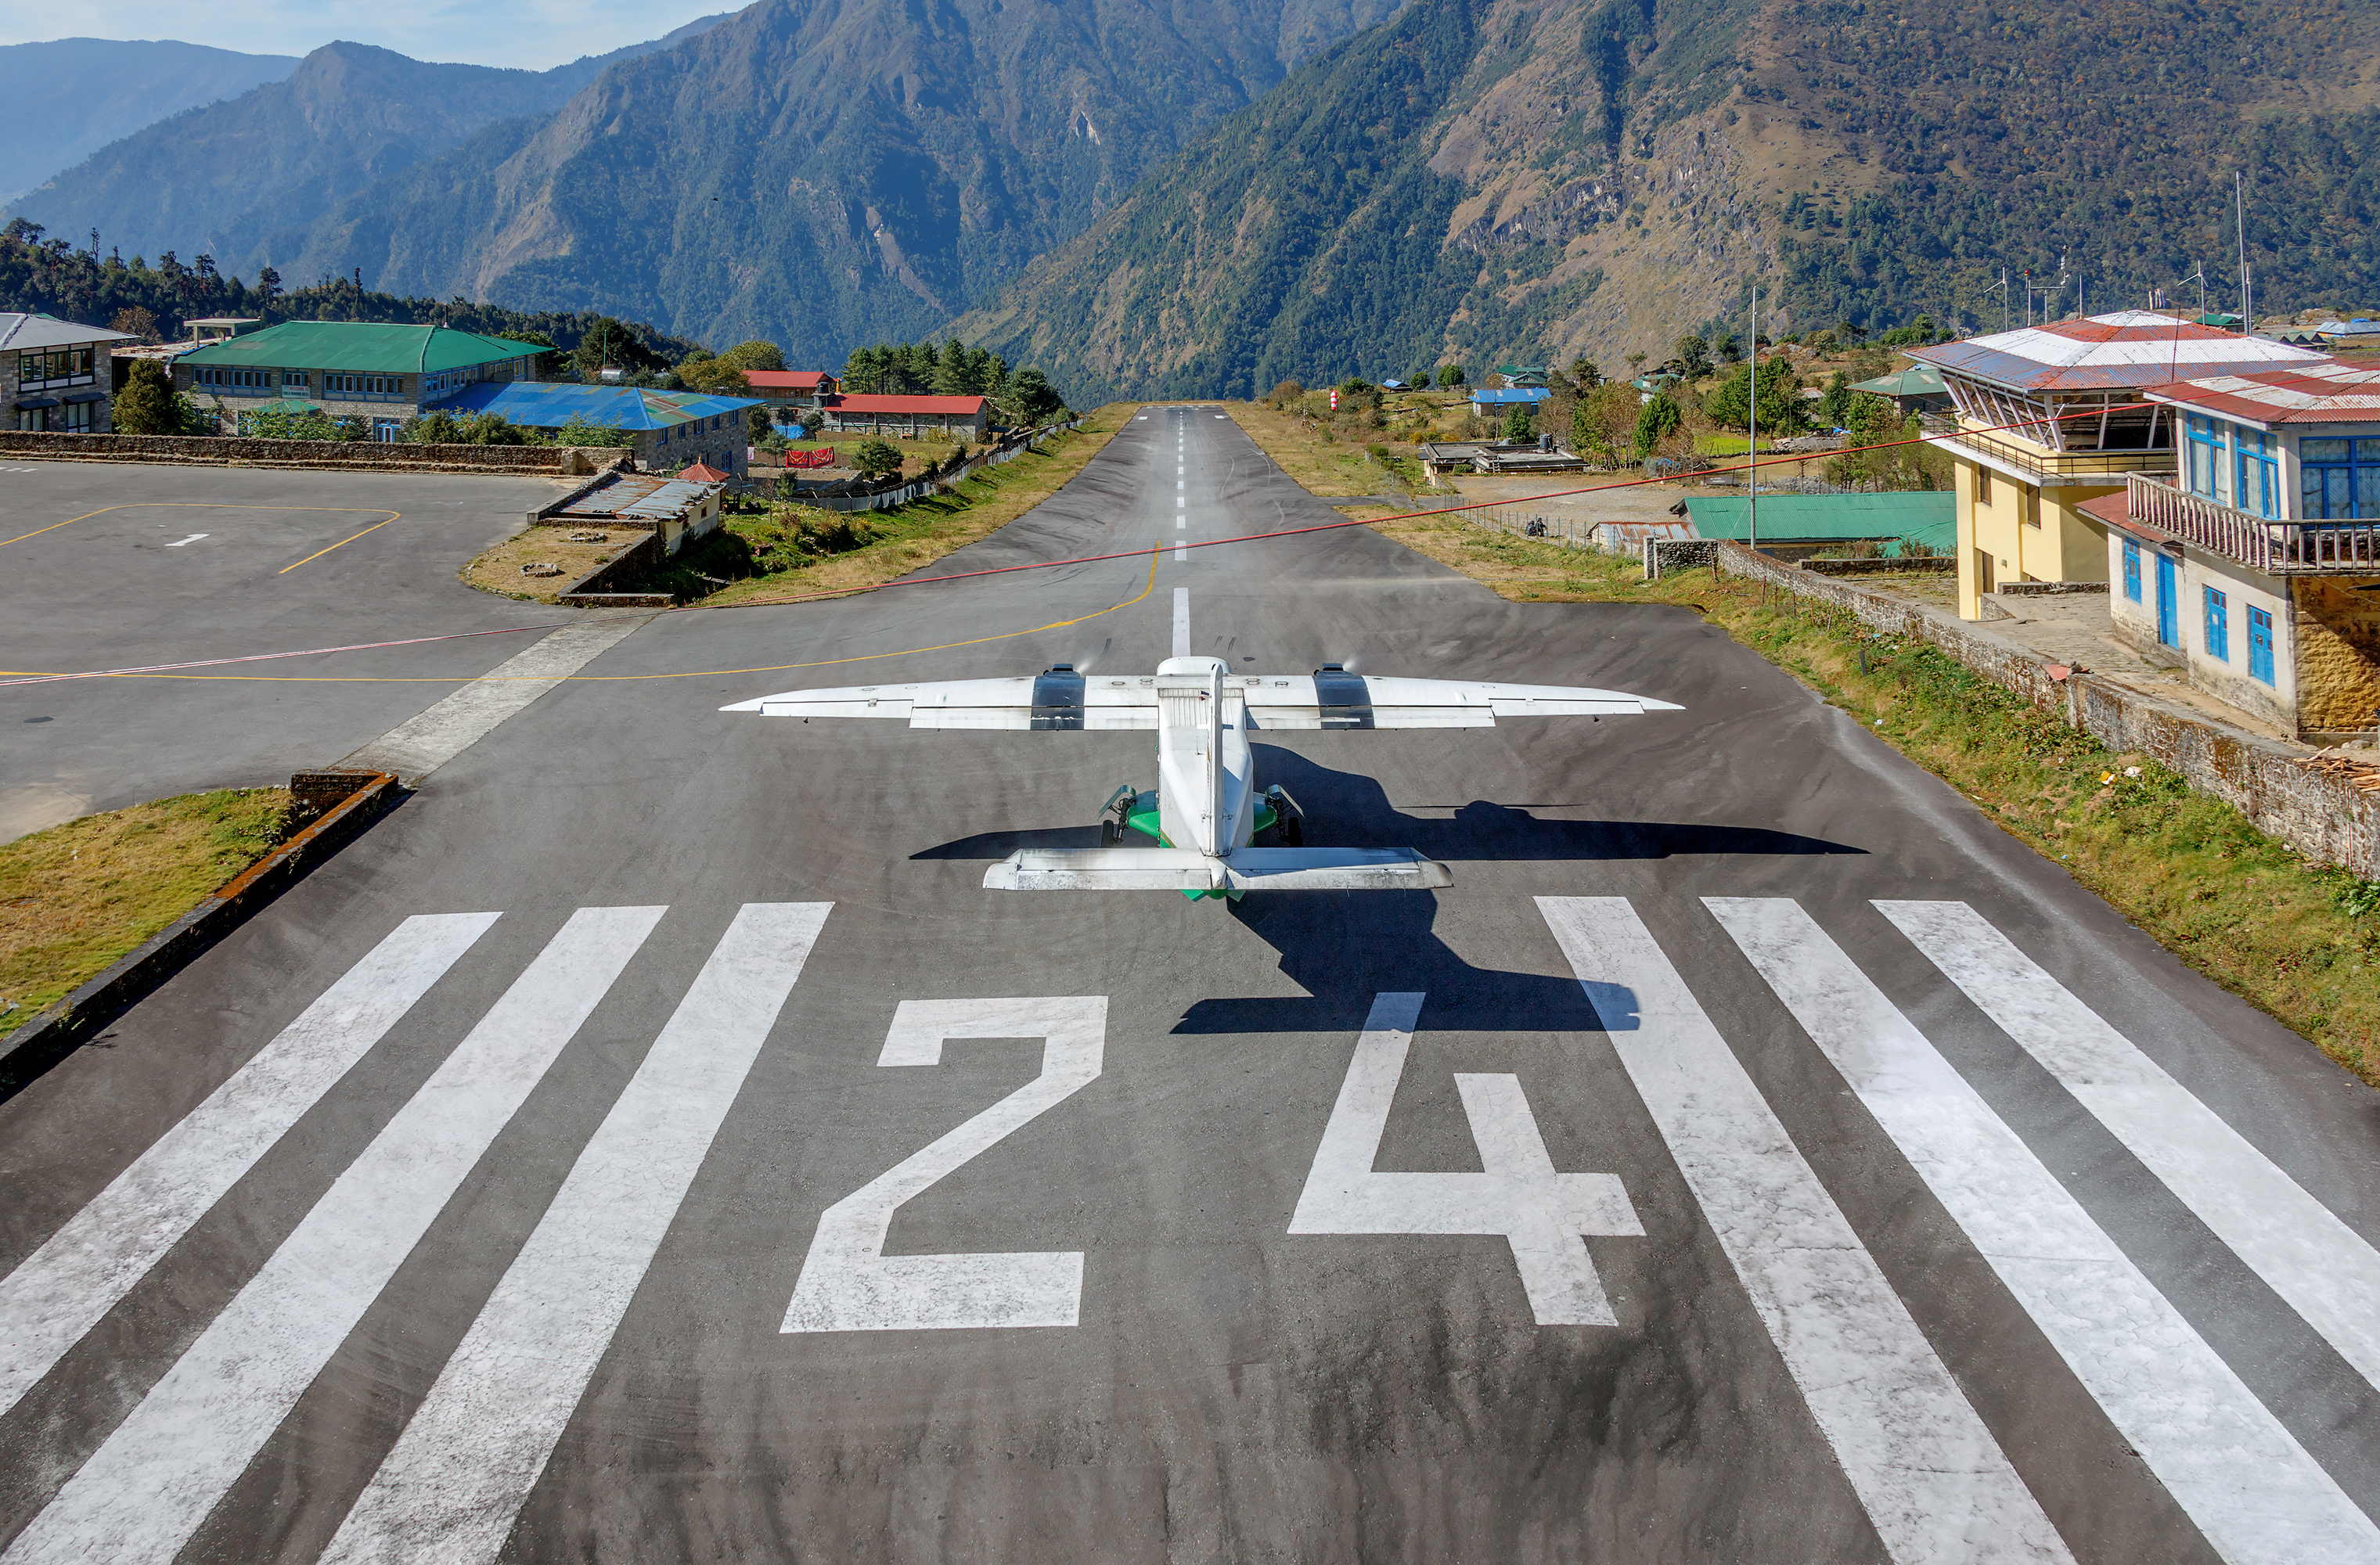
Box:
(1537, 897, 2073, 1565)
(1710, 897, 2380, 1565)
(319, 903, 831, 1565)
(781, 997, 1107, 1332)
(1287, 992, 1641, 1325)
(2, 905, 667, 1565)
(1172, 588, 1189, 657)
(164, 533, 208, 547)
(0, 913, 502, 1419)
(1879, 899, 2380, 1397)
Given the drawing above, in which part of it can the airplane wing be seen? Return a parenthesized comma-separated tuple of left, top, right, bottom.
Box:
(720, 667, 1680, 730)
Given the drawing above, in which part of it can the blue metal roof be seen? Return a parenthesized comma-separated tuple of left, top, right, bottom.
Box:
(430, 381, 762, 430)
(1470, 387, 1553, 404)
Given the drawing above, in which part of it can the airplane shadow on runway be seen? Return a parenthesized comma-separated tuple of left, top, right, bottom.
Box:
(911, 748, 1862, 1034)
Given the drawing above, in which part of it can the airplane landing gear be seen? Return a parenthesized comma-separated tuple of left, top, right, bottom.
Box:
(1263, 784, 1305, 846)
(1100, 783, 1139, 846)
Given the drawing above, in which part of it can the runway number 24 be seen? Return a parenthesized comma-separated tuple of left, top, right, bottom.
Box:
(780, 991, 1640, 1333)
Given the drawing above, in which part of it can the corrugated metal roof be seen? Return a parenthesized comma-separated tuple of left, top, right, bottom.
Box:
(430, 382, 761, 430)
(1851, 365, 1948, 397)
(2146, 363, 2380, 426)
(553, 471, 722, 520)
(0, 311, 138, 351)
(1684, 492, 1956, 552)
(826, 394, 988, 413)
(1469, 388, 1554, 404)
(1910, 311, 2325, 392)
(744, 370, 834, 389)
(178, 320, 543, 375)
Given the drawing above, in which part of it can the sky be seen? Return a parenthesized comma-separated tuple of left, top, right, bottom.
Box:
(0, 0, 735, 70)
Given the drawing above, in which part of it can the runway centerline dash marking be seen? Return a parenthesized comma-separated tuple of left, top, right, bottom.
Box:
(1878, 899, 2380, 1398)
(1710, 896, 2380, 1565)
(0, 913, 501, 1419)
(1172, 589, 1189, 657)
(1537, 897, 2072, 1565)
(164, 534, 208, 548)
(319, 903, 832, 1565)
(1, 905, 666, 1565)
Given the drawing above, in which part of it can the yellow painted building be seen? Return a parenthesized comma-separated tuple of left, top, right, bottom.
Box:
(1910, 313, 2328, 621)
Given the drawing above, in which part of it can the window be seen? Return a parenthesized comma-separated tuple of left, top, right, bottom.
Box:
(282, 369, 310, 391)
(193, 366, 274, 394)
(16, 346, 95, 385)
(2234, 426, 2280, 518)
(2186, 415, 2222, 497)
(2300, 437, 2379, 520)
(2248, 606, 2274, 685)
(1977, 466, 1991, 505)
(2123, 539, 2142, 603)
(2203, 587, 2229, 662)
(59, 399, 92, 433)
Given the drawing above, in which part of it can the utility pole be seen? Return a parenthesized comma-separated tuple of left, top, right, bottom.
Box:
(1995, 268, 2011, 333)
(1748, 281, 1759, 556)
(2236, 171, 2249, 328)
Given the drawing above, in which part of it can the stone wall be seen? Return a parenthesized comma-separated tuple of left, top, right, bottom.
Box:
(1676, 541, 2380, 878)
(2291, 577, 2380, 737)
(0, 430, 630, 475)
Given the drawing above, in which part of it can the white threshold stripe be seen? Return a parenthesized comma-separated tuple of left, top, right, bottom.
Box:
(1536, 898, 2071, 1565)
(0, 913, 501, 1419)
(1708, 898, 2380, 1565)
(319, 904, 830, 1565)
(1172, 588, 1189, 658)
(1878, 899, 2380, 1398)
(339, 614, 653, 784)
(2, 905, 667, 1565)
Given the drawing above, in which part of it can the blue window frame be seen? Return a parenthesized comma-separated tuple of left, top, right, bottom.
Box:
(2185, 415, 2224, 497)
(2300, 437, 2380, 520)
(2123, 539, 2142, 603)
(2203, 587, 2229, 661)
(2248, 606, 2275, 685)
(2234, 427, 2280, 518)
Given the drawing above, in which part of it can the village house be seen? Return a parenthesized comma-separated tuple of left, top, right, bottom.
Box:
(2089, 362, 2380, 742)
(4, 311, 137, 432)
(742, 369, 839, 421)
(174, 320, 545, 440)
(1908, 312, 2328, 620)
(819, 393, 990, 441)
(431, 382, 764, 477)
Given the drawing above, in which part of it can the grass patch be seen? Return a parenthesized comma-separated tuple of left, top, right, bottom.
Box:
(1370, 512, 2380, 1086)
(1223, 401, 1420, 498)
(459, 527, 642, 603)
(696, 407, 1131, 606)
(2, 789, 290, 1027)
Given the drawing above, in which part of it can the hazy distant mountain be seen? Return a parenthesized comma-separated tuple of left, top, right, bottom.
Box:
(951, 0, 2380, 400)
(5, 16, 730, 275)
(250, 0, 1406, 365)
(0, 39, 298, 206)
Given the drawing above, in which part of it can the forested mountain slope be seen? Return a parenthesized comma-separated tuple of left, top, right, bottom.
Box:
(241, 0, 1406, 369)
(3, 17, 729, 279)
(951, 0, 2380, 400)
(0, 40, 297, 206)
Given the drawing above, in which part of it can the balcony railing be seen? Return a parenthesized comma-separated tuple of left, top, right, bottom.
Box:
(1935, 426, 2171, 483)
(2127, 473, 2380, 575)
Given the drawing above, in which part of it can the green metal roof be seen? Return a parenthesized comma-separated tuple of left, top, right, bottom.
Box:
(1849, 364, 1948, 398)
(1685, 492, 1955, 553)
(178, 320, 542, 375)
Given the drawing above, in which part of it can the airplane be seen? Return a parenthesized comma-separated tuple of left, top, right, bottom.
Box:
(722, 657, 1683, 898)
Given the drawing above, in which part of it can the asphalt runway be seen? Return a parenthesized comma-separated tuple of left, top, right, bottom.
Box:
(0, 460, 581, 838)
(3, 408, 2379, 1561)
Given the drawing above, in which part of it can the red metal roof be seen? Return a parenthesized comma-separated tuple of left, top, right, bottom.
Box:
(2144, 362, 2380, 426)
(826, 394, 988, 414)
(744, 370, 835, 390)
(1910, 311, 2328, 392)
(679, 460, 732, 482)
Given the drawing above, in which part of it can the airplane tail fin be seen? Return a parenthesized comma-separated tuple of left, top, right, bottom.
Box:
(983, 847, 1452, 894)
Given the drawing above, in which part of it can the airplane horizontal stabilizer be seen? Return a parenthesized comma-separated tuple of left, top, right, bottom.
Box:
(982, 847, 1452, 892)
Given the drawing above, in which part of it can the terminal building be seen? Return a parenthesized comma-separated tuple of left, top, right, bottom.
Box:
(174, 320, 546, 440)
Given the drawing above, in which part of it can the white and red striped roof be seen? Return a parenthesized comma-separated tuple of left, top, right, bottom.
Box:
(1913, 311, 2327, 391)
(2146, 362, 2380, 426)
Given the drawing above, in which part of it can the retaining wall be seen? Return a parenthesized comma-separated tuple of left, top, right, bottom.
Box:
(1654, 540, 2380, 878)
(0, 430, 631, 475)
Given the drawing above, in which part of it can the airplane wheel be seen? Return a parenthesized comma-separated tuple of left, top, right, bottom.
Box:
(1281, 817, 1303, 847)
(1100, 820, 1120, 846)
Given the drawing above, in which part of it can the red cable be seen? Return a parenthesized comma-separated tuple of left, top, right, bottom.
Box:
(2, 398, 2146, 688)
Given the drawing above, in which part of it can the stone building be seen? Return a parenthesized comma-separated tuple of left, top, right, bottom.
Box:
(430, 382, 764, 477)
(175, 320, 545, 440)
(4, 312, 137, 432)
(819, 394, 990, 441)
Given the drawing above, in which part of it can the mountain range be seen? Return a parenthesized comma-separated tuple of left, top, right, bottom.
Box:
(9, 0, 2379, 398)
(0, 39, 299, 207)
